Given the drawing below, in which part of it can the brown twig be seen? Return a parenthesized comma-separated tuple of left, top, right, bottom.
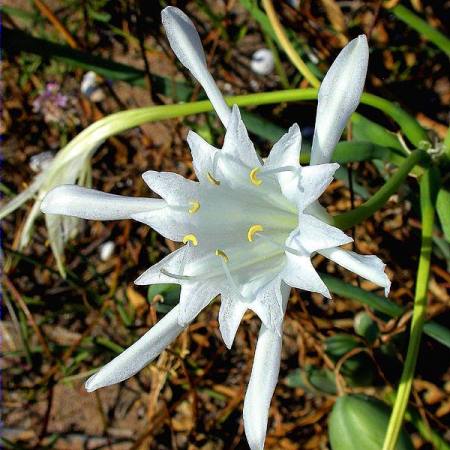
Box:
(3, 275, 52, 360)
(33, 0, 79, 49)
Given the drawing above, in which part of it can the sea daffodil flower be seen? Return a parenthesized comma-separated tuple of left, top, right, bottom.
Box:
(41, 7, 390, 450)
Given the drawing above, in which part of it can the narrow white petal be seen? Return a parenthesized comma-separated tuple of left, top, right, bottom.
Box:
(243, 324, 283, 450)
(311, 35, 368, 165)
(265, 123, 301, 169)
(178, 281, 220, 326)
(222, 105, 261, 169)
(319, 247, 391, 296)
(250, 277, 285, 333)
(289, 214, 353, 254)
(297, 163, 339, 211)
(85, 305, 185, 392)
(282, 253, 331, 298)
(161, 7, 230, 127)
(40, 185, 165, 220)
(218, 293, 248, 349)
(187, 130, 219, 183)
(131, 208, 191, 243)
(142, 171, 199, 205)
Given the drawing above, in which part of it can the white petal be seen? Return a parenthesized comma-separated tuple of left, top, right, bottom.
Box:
(161, 7, 230, 127)
(178, 281, 220, 326)
(311, 35, 368, 165)
(222, 105, 261, 169)
(187, 130, 218, 183)
(319, 247, 391, 296)
(297, 163, 339, 210)
(282, 253, 331, 298)
(243, 323, 282, 450)
(218, 293, 248, 349)
(131, 208, 191, 242)
(40, 185, 165, 220)
(289, 214, 352, 254)
(142, 171, 199, 205)
(265, 123, 301, 169)
(250, 277, 285, 333)
(85, 305, 185, 392)
(264, 124, 302, 202)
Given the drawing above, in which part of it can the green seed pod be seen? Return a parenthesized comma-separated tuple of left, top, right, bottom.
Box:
(354, 311, 379, 343)
(325, 334, 360, 358)
(329, 395, 414, 450)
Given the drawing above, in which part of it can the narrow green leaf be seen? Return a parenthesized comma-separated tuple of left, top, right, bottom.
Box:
(436, 187, 450, 242)
(390, 4, 450, 56)
(321, 273, 450, 348)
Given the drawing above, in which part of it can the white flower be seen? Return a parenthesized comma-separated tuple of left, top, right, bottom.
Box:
(40, 7, 390, 450)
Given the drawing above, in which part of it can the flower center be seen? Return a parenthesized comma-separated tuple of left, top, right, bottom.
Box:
(160, 154, 299, 291)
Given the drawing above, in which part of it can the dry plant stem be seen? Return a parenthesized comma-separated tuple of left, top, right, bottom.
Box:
(382, 169, 436, 450)
(3, 275, 52, 360)
(261, 0, 321, 88)
(33, 0, 79, 49)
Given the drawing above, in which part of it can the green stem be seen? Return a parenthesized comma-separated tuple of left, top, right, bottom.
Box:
(333, 149, 430, 230)
(261, 0, 321, 87)
(262, 31, 290, 89)
(390, 4, 450, 56)
(360, 93, 429, 147)
(384, 392, 450, 450)
(382, 169, 436, 450)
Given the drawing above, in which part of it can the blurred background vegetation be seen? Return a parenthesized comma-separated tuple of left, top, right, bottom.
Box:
(1, 0, 449, 449)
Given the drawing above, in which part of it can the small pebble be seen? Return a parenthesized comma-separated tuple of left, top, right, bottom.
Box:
(250, 48, 275, 76)
(29, 151, 54, 173)
(99, 241, 115, 261)
(81, 71, 105, 102)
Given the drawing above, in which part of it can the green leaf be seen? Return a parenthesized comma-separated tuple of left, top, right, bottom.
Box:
(390, 4, 450, 56)
(436, 187, 450, 242)
(329, 395, 414, 450)
(3, 28, 193, 101)
(147, 283, 181, 314)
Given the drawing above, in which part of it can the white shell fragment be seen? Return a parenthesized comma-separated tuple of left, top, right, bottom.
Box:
(99, 241, 115, 261)
(80, 71, 105, 103)
(251, 48, 275, 75)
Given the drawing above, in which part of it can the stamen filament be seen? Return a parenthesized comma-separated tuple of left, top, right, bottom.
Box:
(254, 232, 303, 256)
(215, 249, 250, 300)
(160, 268, 198, 281)
(260, 165, 298, 176)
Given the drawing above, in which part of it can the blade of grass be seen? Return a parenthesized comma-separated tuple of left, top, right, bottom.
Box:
(389, 4, 450, 56)
(382, 167, 437, 450)
(321, 273, 450, 349)
(333, 149, 430, 230)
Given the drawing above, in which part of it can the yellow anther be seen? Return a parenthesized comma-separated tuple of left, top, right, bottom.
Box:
(207, 172, 220, 186)
(188, 200, 200, 214)
(250, 167, 262, 186)
(215, 249, 229, 263)
(182, 234, 198, 246)
(247, 224, 264, 242)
